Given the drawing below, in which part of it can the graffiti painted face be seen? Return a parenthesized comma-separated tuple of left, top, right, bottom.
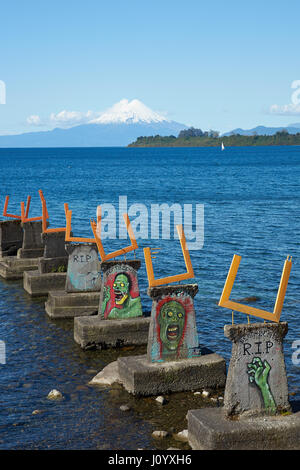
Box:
(158, 300, 185, 351)
(113, 273, 130, 305)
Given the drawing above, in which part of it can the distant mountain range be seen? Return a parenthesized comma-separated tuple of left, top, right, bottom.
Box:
(0, 98, 299, 147)
(0, 99, 187, 147)
(222, 123, 300, 137)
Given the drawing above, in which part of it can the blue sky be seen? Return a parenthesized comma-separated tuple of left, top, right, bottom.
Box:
(0, 0, 300, 134)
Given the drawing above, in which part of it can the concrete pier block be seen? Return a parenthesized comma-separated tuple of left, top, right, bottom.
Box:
(17, 221, 44, 259)
(187, 322, 296, 450)
(65, 243, 101, 293)
(99, 260, 143, 319)
(188, 407, 300, 450)
(0, 256, 39, 280)
(223, 322, 290, 417)
(147, 284, 200, 362)
(24, 270, 67, 297)
(22, 231, 69, 296)
(74, 315, 151, 350)
(118, 351, 226, 396)
(0, 220, 23, 256)
(45, 290, 100, 318)
(42, 231, 68, 259)
(37, 256, 68, 274)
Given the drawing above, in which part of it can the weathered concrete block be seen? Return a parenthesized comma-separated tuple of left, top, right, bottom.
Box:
(147, 284, 200, 362)
(74, 315, 150, 349)
(45, 290, 100, 318)
(224, 322, 290, 417)
(41, 231, 68, 259)
(118, 351, 226, 396)
(23, 270, 67, 297)
(37, 256, 68, 274)
(0, 256, 39, 280)
(65, 243, 101, 293)
(17, 221, 44, 259)
(99, 260, 143, 319)
(0, 220, 23, 256)
(188, 407, 300, 450)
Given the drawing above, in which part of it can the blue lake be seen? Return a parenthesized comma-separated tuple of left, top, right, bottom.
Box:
(0, 145, 300, 449)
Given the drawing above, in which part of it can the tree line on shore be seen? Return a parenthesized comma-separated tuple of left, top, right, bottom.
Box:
(128, 127, 300, 147)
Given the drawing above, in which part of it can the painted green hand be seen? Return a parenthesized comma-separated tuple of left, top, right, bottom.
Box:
(247, 357, 276, 413)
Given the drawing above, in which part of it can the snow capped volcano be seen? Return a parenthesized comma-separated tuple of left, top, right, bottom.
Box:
(0, 98, 187, 147)
(90, 99, 169, 125)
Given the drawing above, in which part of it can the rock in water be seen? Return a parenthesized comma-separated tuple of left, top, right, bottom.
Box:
(155, 395, 167, 405)
(89, 361, 121, 386)
(152, 430, 169, 439)
(120, 404, 131, 412)
(47, 389, 63, 400)
(174, 429, 189, 442)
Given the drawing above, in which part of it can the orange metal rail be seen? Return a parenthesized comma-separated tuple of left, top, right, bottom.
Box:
(218, 254, 292, 322)
(143, 225, 194, 288)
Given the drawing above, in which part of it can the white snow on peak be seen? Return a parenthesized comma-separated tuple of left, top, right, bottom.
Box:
(90, 99, 169, 124)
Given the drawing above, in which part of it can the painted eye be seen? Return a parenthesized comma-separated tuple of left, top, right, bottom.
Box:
(178, 312, 183, 318)
(167, 311, 173, 317)
(113, 283, 117, 287)
(120, 283, 125, 287)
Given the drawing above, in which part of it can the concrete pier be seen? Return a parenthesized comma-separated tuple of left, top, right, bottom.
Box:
(74, 259, 150, 349)
(188, 407, 300, 450)
(0, 256, 39, 280)
(0, 220, 23, 257)
(45, 290, 100, 319)
(0, 220, 44, 280)
(188, 322, 296, 450)
(17, 221, 44, 259)
(118, 350, 226, 396)
(44, 243, 102, 318)
(99, 260, 143, 319)
(116, 283, 226, 396)
(74, 315, 151, 350)
(23, 231, 68, 297)
(65, 243, 101, 293)
(24, 271, 67, 297)
(223, 322, 290, 417)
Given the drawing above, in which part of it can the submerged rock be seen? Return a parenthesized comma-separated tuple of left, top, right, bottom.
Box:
(120, 404, 131, 412)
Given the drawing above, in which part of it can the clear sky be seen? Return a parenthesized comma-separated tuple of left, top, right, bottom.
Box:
(0, 0, 300, 135)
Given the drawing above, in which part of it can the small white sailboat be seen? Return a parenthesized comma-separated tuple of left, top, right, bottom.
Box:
(221, 142, 225, 151)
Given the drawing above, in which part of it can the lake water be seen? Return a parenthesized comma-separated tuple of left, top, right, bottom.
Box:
(0, 145, 300, 449)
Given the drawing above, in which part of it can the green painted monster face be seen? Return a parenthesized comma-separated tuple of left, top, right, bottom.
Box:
(158, 300, 185, 351)
(113, 273, 130, 305)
